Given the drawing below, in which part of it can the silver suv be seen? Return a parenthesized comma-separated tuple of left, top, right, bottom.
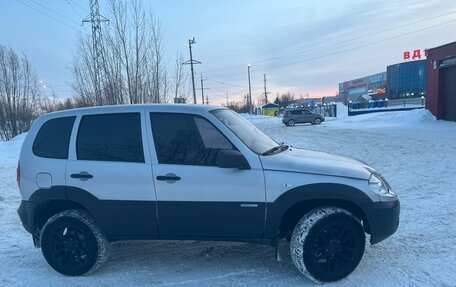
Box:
(17, 104, 399, 282)
(282, 108, 325, 126)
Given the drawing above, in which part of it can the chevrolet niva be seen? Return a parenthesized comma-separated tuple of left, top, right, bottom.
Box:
(17, 104, 399, 282)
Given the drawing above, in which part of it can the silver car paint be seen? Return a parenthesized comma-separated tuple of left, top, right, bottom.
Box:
(19, 104, 386, 204)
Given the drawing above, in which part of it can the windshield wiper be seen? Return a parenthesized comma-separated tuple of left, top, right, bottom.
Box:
(262, 143, 289, 156)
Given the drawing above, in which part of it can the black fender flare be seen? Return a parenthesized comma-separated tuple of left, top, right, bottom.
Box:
(263, 183, 373, 239)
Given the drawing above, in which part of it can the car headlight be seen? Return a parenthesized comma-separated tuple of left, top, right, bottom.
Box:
(369, 173, 395, 197)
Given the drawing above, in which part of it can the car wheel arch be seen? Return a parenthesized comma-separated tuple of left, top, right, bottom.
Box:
(277, 198, 369, 239)
(34, 199, 91, 230)
(28, 187, 103, 238)
(264, 183, 372, 239)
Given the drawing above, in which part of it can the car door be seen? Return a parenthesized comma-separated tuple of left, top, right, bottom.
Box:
(290, 110, 302, 123)
(302, 110, 314, 123)
(66, 112, 158, 239)
(148, 112, 266, 239)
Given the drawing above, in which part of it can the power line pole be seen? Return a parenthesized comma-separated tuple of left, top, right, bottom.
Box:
(244, 94, 248, 110)
(183, 38, 201, 104)
(197, 74, 209, 104)
(82, 0, 108, 106)
(262, 73, 270, 104)
(247, 64, 252, 112)
(225, 93, 229, 106)
(205, 95, 209, 105)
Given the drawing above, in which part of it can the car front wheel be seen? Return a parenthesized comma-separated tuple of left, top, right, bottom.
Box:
(314, 118, 322, 125)
(290, 207, 365, 283)
(40, 209, 110, 276)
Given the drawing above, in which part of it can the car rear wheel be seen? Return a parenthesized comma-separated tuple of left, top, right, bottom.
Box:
(287, 119, 295, 126)
(40, 209, 110, 276)
(290, 207, 365, 283)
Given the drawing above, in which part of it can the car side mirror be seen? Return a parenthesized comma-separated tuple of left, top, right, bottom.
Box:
(216, 150, 250, 170)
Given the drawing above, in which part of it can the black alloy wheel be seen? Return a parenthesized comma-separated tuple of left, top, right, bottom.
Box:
(303, 214, 365, 282)
(41, 212, 101, 276)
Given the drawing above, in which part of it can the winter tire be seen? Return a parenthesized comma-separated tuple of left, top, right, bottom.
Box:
(290, 207, 365, 283)
(287, 119, 295, 126)
(314, 118, 322, 125)
(40, 209, 110, 276)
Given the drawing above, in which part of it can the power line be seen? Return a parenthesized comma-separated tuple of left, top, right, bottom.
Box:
(66, 0, 86, 20)
(68, 0, 89, 13)
(202, 18, 456, 102)
(259, 19, 456, 72)
(201, 10, 456, 76)
(206, 77, 262, 89)
(28, 0, 81, 26)
(15, 0, 81, 32)
(204, 18, 455, 80)
(253, 10, 456, 68)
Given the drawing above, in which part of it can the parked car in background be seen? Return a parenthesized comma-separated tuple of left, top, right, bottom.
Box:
(282, 108, 325, 126)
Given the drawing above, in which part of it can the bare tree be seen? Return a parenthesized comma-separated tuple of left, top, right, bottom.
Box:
(171, 53, 190, 102)
(40, 95, 76, 113)
(73, 0, 170, 106)
(149, 15, 168, 103)
(0, 45, 39, 141)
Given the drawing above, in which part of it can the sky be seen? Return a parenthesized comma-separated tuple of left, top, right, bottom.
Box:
(0, 0, 455, 105)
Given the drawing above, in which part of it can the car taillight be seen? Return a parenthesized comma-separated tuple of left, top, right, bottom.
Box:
(16, 160, 20, 188)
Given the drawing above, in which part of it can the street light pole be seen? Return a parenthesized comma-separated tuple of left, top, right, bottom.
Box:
(247, 64, 252, 113)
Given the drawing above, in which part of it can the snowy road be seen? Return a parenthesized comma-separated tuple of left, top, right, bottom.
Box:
(1, 109, 456, 286)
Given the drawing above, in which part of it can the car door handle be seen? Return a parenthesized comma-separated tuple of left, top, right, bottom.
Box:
(71, 172, 93, 180)
(156, 174, 181, 181)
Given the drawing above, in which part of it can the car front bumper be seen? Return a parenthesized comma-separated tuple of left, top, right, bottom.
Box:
(364, 199, 400, 244)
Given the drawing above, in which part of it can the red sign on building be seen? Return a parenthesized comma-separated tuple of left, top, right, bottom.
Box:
(403, 49, 429, 61)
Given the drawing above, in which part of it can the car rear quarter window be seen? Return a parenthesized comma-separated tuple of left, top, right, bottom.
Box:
(76, 113, 144, 163)
(32, 116, 76, 159)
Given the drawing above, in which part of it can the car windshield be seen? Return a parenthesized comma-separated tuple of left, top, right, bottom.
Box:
(211, 109, 279, 155)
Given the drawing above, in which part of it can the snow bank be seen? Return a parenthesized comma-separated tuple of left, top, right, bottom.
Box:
(330, 108, 436, 129)
(241, 113, 282, 126)
(336, 102, 348, 119)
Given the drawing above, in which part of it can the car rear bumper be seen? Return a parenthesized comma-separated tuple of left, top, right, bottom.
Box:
(364, 199, 400, 244)
(17, 200, 37, 235)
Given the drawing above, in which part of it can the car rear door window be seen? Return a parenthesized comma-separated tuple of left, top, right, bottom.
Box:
(33, 116, 76, 159)
(150, 113, 234, 166)
(77, 113, 144, 163)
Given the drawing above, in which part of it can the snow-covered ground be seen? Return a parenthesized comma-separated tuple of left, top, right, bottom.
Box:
(1, 108, 456, 286)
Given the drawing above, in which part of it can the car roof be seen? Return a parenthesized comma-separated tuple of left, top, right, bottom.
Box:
(39, 104, 227, 120)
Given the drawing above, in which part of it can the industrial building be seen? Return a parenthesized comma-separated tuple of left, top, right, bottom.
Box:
(338, 72, 387, 103)
(386, 60, 426, 99)
(426, 42, 456, 121)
